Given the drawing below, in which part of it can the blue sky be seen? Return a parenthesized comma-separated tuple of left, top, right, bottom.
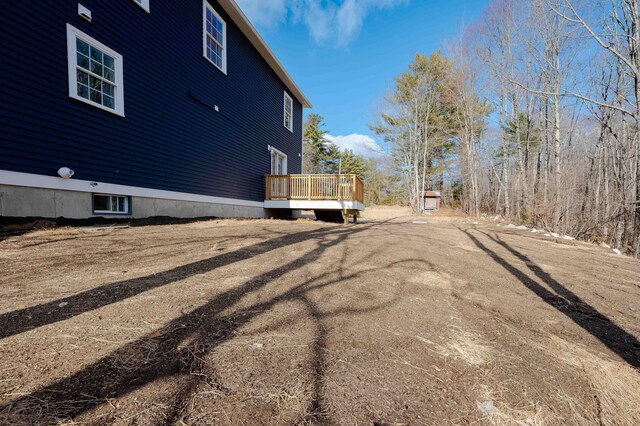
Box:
(236, 0, 490, 156)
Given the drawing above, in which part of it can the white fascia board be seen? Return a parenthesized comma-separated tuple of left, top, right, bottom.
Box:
(0, 170, 264, 208)
(217, 0, 311, 108)
(264, 200, 365, 211)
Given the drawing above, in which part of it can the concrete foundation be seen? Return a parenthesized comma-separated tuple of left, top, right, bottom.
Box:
(0, 185, 266, 220)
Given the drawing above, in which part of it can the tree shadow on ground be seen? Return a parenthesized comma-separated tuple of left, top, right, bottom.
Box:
(0, 226, 344, 340)
(1, 220, 412, 424)
(460, 227, 640, 369)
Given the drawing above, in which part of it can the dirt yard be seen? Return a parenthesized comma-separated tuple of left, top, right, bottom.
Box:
(0, 208, 639, 425)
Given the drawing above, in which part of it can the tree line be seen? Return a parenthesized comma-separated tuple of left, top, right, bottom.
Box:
(302, 0, 639, 256)
(358, 0, 639, 257)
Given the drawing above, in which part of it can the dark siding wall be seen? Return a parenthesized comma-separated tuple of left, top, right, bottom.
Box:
(0, 0, 303, 202)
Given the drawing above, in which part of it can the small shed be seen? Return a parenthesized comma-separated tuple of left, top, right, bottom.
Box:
(422, 191, 441, 211)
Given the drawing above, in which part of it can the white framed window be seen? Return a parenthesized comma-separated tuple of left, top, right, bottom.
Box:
(133, 0, 150, 13)
(203, 1, 227, 74)
(67, 24, 125, 116)
(270, 147, 287, 174)
(93, 194, 130, 214)
(284, 92, 293, 132)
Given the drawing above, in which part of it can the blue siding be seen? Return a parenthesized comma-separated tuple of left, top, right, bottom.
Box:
(0, 0, 304, 202)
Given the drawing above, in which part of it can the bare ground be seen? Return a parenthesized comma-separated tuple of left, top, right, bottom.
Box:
(0, 208, 639, 425)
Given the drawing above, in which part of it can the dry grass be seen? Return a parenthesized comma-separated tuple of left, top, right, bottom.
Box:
(360, 206, 413, 220)
(257, 378, 316, 424)
(434, 206, 468, 218)
(30, 226, 84, 235)
(1, 227, 89, 252)
(361, 205, 468, 222)
(546, 336, 640, 426)
(410, 270, 454, 290)
(476, 385, 558, 426)
(442, 327, 492, 366)
(13, 226, 84, 240)
(485, 332, 640, 426)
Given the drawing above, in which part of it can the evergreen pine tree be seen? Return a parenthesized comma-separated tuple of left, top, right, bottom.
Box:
(303, 114, 330, 173)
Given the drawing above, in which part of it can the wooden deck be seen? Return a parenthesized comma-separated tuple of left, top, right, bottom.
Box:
(266, 174, 364, 202)
(264, 174, 365, 213)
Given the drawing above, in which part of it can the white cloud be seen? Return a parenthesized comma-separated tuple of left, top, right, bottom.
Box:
(236, 0, 408, 47)
(235, 0, 288, 29)
(326, 134, 383, 157)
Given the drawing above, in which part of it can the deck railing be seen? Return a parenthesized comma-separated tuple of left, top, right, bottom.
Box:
(266, 174, 364, 203)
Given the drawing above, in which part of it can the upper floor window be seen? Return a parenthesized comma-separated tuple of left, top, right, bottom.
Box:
(284, 92, 293, 132)
(203, 2, 227, 74)
(67, 24, 124, 116)
(133, 0, 150, 13)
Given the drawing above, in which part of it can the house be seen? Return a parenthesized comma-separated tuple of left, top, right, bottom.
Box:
(1, 0, 332, 221)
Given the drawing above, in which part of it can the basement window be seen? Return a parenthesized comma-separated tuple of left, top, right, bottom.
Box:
(67, 24, 125, 116)
(93, 194, 130, 215)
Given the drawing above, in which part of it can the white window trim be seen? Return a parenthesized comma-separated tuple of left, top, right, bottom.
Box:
(202, 1, 227, 74)
(133, 0, 150, 13)
(283, 91, 293, 132)
(270, 146, 288, 174)
(93, 194, 130, 215)
(67, 24, 125, 116)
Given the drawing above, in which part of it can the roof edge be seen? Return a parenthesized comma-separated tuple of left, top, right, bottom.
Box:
(218, 0, 312, 108)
